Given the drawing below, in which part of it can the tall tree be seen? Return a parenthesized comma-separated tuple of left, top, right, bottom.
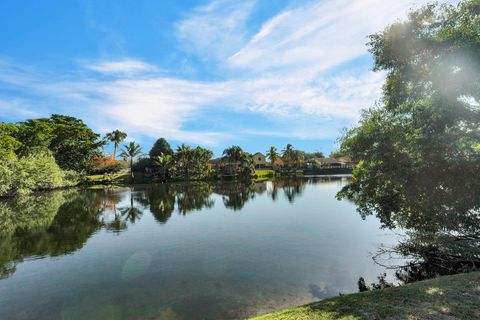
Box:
(149, 138, 173, 158)
(282, 144, 295, 169)
(16, 115, 101, 171)
(152, 153, 174, 181)
(105, 130, 127, 160)
(266, 146, 279, 166)
(223, 146, 242, 164)
(174, 144, 193, 180)
(121, 142, 142, 178)
(0, 123, 20, 160)
(337, 0, 480, 272)
(223, 146, 252, 176)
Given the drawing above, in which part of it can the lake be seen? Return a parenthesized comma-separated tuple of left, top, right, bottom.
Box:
(0, 177, 399, 319)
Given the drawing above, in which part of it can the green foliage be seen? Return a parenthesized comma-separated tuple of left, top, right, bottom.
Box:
(253, 272, 480, 320)
(105, 130, 127, 159)
(149, 137, 173, 158)
(121, 142, 142, 178)
(15, 115, 101, 171)
(152, 153, 175, 181)
(13, 151, 64, 196)
(329, 150, 345, 159)
(0, 189, 115, 279)
(0, 123, 21, 159)
(338, 1, 480, 233)
(0, 151, 82, 197)
(280, 144, 306, 171)
(174, 144, 213, 180)
(266, 146, 279, 165)
(337, 0, 480, 279)
(281, 144, 295, 168)
(222, 145, 255, 178)
(15, 119, 54, 155)
(0, 159, 14, 196)
(303, 151, 325, 160)
(132, 157, 153, 172)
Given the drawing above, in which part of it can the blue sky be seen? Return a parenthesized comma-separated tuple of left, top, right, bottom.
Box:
(0, 0, 456, 157)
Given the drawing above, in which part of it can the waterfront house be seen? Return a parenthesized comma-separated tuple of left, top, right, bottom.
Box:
(253, 152, 267, 168)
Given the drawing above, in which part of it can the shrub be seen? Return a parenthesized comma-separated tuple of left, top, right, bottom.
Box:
(0, 151, 72, 197)
(0, 160, 14, 196)
(132, 157, 153, 172)
(13, 151, 64, 195)
(62, 170, 85, 186)
(89, 156, 127, 174)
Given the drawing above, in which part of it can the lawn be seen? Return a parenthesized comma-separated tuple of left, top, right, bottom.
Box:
(86, 172, 129, 184)
(252, 272, 480, 320)
(254, 169, 276, 181)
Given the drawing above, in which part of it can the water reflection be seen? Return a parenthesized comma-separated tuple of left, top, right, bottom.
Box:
(0, 190, 109, 279)
(0, 177, 350, 281)
(2, 176, 399, 320)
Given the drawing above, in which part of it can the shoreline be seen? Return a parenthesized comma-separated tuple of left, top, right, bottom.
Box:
(251, 271, 480, 320)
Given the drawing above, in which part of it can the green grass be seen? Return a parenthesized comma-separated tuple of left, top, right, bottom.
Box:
(252, 272, 480, 320)
(86, 173, 129, 184)
(254, 169, 276, 181)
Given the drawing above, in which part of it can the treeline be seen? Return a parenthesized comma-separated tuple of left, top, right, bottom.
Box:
(0, 115, 101, 197)
(0, 115, 248, 196)
(337, 0, 480, 281)
(0, 113, 336, 196)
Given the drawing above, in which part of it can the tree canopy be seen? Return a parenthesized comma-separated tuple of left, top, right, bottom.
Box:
(15, 115, 101, 171)
(105, 130, 127, 159)
(338, 1, 480, 233)
(337, 1, 480, 278)
(149, 138, 173, 158)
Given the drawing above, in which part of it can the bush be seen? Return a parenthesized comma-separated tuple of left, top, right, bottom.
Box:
(89, 156, 127, 174)
(132, 157, 153, 172)
(0, 160, 14, 196)
(0, 151, 78, 197)
(13, 151, 64, 195)
(62, 170, 85, 186)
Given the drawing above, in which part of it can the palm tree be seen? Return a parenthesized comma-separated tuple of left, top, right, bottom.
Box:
(223, 146, 242, 162)
(282, 144, 294, 169)
(175, 144, 193, 179)
(238, 152, 255, 177)
(105, 130, 127, 159)
(266, 146, 279, 166)
(121, 142, 142, 178)
(119, 192, 143, 224)
(223, 146, 243, 174)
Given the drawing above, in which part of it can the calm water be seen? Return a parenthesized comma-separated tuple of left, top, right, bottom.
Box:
(0, 177, 398, 319)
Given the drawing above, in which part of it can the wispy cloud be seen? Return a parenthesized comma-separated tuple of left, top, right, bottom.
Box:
(229, 0, 430, 73)
(87, 59, 156, 74)
(176, 0, 257, 60)
(0, 0, 459, 148)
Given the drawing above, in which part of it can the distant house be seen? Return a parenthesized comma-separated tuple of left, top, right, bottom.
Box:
(337, 157, 357, 166)
(253, 152, 267, 168)
(316, 157, 346, 167)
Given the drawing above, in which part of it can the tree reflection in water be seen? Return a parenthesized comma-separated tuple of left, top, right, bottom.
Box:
(0, 189, 119, 279)
(0, 177, 348, 280)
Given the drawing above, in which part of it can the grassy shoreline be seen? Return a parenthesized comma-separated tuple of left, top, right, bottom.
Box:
(86, 169, 281, 185)
(251, 272, 480, 320)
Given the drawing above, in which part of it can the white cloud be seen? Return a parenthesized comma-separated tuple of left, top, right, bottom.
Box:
(228, 0, 435, 73)
(87, 59, 156, 74)
(0, 0, 460, 147)
(95, 77, 233, 145)
(176, 0, 257, 60)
